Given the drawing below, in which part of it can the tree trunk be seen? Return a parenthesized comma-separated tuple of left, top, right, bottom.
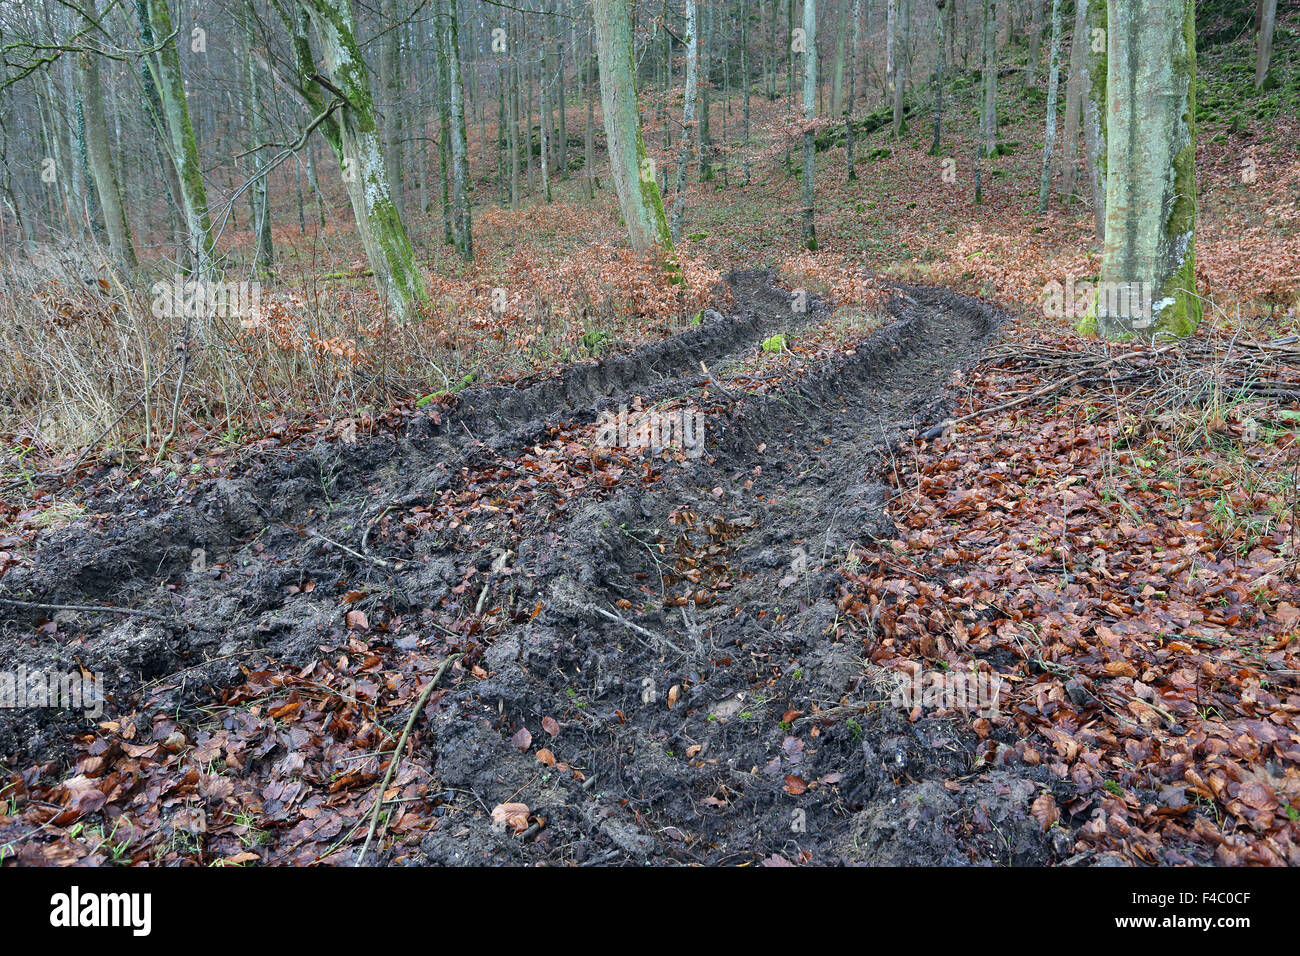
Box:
(144, 0, 215, 277)
(509, 63, 521, 209)
(742, 0, 752, 185)
(698, 4, 713, 183)
(1059, 0, 1087, 202)
(831, 0, 848, 118)
(1255, 0, 1277, 89)
(1084, 0, 1106, 239)
(380, 0, 405, 220)
(801, 0, 818, 250)
(1026, 0, 1042, 85)
(929, 0, 945, 155)
(539, 23, 553, 202)
(77, 1, 136, 267)
(435, 7, 454, 243)
(592, 0, 673, 255)
(886, 1, 897, 107)
(892, 0, 911, 137)
(244, 0, 274, 269)
(585, 24, 597, 198)
(670, 0, 698, 242)
(980, 0, 998, 156)
(444, 0, 472, 258)
(301, 0, 427, 319)
(1094, 0, 1198, 337)
(1037, 0, 1061, 212)
(847, 0, 861, 177)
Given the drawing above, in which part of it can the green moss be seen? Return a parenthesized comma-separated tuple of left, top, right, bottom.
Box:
(1155, 249, 1201, 337)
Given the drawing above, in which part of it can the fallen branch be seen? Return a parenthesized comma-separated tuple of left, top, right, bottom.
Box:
(309, 530, 393, 569)
(356, 652, 463, 866)
(0, 597, 175, 624)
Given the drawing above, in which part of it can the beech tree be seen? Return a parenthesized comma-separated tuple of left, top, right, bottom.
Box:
(670, 0, 698, 242)
(294, 0, 427, 319)
(140, 0, 216, 277)
(979, 0, 998, 156)
(800, 0, 816, 250)
(1084, 0, 1107, 238)
(592, 0, 673, 255)
(1093, 0, 1199, 337)
(77, 0, 136, 268)
(1255, 0, 1277, 89)
(1036, 0, 1061, 213)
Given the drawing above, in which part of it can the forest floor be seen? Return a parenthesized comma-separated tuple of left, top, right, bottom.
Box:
(2, 27, 1300, 866)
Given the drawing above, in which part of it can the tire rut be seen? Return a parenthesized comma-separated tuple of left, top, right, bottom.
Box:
(1, 273, 1055, 866)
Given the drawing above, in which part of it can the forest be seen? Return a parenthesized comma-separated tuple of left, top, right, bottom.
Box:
(0, 0, 1297, 882)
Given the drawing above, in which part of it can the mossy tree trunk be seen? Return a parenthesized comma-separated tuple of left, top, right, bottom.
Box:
(1094, 0, 1199, 338)
(144, 0, 215, 278)
(77, 0, 136, 268)
(298, 0, 427, 320)
(1084, 0, 1107, 239)
(592, 0, 673, 255)
(892, 0, 911, 138)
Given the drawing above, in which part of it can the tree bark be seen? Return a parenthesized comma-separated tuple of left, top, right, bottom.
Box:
(77, 0, 136, 267)
(244, 0, 274, 269)
(892, 0, 911, 137)
(444, 0, 472, 258)
(144, 0, 215, 277)
(1059, 0, 1088, 201)
(1255, 0, 1277, 89)
(831, 0, 848, 118)
(592, 0, 673, 255)
(1037, 0, 1061, 212)
(980, 0, 998, 156)
(670, 0, 698, 242)
(929, 0, 945, 155)
(801, 0, 818, 250)
(300, 0, 427, 319)
(1094, 0, 1199, 337)
(380, 0, 405, 220)
(1084, 0, 1106, 238)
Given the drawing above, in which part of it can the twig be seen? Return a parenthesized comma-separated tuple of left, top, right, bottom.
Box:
(356, 653, 463, 866)
(360, 505, 395, 557)
(309, 530, 393, 569)
(0, 597, 174, 623)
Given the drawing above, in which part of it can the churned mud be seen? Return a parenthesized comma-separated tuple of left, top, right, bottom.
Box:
(0, 271, 1061, 865)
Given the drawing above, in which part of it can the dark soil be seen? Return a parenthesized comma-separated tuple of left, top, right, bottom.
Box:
(0, 271, 1063, 865)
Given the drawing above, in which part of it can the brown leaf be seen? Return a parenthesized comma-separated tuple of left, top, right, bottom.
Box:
(491, 802, 530, 833)
(1031, 792, 1060, 831)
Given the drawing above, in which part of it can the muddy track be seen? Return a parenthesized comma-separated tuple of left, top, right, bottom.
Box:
(1, 271, 1061, 865)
